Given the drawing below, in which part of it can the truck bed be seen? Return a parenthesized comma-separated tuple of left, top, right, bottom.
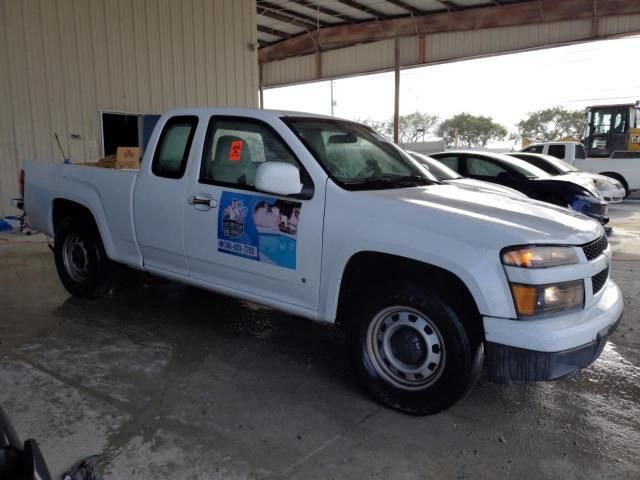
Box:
(24, 161, 143, 268)
(576, 157, 640, 191)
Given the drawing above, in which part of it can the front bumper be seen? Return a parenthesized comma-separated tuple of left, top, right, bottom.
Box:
(602, 187, 626, 203)
(484, 280, 623, 384)
(570, 196, 608, 225)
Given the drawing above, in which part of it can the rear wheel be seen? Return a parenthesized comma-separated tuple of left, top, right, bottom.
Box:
(54, 217, 112, 298)
(346, 282, 483, 415)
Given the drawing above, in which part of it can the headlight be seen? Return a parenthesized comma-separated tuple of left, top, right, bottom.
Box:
(510, 280, 584, 318)
(594, 179, 606, 189)
(594, 178, 621, 190)
(501, 245, 578, 268)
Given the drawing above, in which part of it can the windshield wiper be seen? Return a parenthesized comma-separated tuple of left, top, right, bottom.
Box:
(344, 175, 433, 187)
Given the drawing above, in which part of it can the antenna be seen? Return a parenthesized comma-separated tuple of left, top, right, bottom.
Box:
(54, 133, 68, 161)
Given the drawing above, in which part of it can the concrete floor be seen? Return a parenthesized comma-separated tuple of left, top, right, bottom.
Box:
(1, 203, 639, 479)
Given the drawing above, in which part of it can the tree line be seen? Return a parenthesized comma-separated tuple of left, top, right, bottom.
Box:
(359, 106, 585, 148)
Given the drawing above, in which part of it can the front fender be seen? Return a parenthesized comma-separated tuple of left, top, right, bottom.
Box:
(318, 185, 517, 323)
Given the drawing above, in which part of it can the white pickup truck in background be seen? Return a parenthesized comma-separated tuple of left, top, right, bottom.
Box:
(521, 141, 639, 195)
(21, 108, 623, 415)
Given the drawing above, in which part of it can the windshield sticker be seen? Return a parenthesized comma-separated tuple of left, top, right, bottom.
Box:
(229, 140, 243, 161)
(218, 191, 301, 269)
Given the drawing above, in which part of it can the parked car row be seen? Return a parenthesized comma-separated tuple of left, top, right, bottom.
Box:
(410, 148, 627, 227)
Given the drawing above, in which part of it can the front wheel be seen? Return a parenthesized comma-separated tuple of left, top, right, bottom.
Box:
(346, 283, 483, 415)
(54, 217, 112, 298)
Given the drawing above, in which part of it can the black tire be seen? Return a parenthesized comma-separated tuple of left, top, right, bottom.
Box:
(54, 216, 112, 299)
(345, 281, 483, 416)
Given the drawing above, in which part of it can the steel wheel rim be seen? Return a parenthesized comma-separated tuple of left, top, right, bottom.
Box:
(366, 306, 446, 390)
(62, 233, 89, 282)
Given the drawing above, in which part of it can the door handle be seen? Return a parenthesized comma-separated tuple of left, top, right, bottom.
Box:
(188, 193, 218, 210)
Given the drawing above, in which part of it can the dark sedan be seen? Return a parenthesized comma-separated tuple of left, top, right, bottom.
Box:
(430, 150, 608, 224)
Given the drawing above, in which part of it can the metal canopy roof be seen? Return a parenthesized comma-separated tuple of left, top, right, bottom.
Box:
(257, 0, 640, 65)
(257, 0, 532, 47)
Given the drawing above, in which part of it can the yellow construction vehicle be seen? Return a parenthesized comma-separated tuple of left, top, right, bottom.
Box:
(582, 101, 640, 157)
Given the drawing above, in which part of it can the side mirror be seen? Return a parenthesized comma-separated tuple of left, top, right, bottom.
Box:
(255, 162, 302, 196)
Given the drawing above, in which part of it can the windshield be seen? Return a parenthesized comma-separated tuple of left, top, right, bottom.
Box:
(285, 118, 438, 189)
(543, 155, 578, 173)
(410, 152, 462, 180)
(492, 153, 551, 178)
(509, 153, 578, 175)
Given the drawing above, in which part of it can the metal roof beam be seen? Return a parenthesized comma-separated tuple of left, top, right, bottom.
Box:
(259, 0, 640, 63)
(257, 7, 317, 30)
(435, 1, 460, 11)
(334, 0, 390, 19)
(286, 0, 359, 23)
(257, 1, 330, 27)
(384, 0, 425, 15)
(257, 24, 293, 39)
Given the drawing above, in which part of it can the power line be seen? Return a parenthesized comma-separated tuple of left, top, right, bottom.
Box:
(561, 95, 639, 103)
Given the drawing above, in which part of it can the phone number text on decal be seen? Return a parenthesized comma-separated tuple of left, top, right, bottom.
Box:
(218, 240, 258, 258)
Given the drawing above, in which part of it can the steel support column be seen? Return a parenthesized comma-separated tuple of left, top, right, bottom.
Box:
(259, 64, 264, 109)
(393, 37, 400, 144)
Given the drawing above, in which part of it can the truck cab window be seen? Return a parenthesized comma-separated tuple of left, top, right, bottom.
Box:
(547, 145, 565, 159)
(200, 118, 300, 188)
(152, 116, 198, 179)
(523, 145, 543, 154)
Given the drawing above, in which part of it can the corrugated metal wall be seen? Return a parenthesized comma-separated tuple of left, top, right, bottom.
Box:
(261, 14, 640, 88)
(0, 0, 258, 217)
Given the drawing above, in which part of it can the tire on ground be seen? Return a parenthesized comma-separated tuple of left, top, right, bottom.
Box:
(346, 281, 483, 416)
(54, 216, 113, 299)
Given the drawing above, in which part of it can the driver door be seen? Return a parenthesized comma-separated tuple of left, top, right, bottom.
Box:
(182, 116, 325, 313)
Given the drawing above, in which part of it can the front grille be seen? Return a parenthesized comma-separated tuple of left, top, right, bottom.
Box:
(582, 235, 608, 261)
(592, 267, 609, 295)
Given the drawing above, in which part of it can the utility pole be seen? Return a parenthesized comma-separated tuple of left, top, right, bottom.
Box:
(330, 79, 335, 116)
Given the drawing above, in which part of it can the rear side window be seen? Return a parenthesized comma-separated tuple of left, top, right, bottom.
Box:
(575, 144, 586, 159)
(523, 145, 543, 153)
(547, 144, 566, 159)
(435, 156, 460, 172)
(466, 157, 509, 177)
(152, 116, 199, 179)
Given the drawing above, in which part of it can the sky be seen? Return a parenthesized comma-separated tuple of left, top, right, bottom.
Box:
(264, 35, 640, 147)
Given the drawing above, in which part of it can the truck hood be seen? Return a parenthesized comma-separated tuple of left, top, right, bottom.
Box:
(358, 183, 603, 246)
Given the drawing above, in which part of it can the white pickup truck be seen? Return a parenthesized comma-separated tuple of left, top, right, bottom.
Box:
(522, 141, 639, 195)
(21, 108, 623, 415)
